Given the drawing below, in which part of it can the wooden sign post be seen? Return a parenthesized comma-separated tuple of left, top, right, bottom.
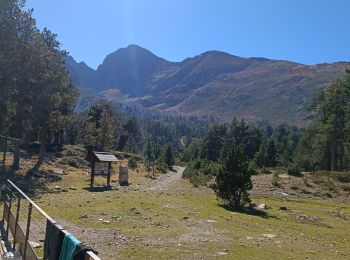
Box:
(86, 151, 118, 187)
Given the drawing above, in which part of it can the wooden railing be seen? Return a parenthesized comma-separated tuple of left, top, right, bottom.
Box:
(2, 180, 100, 260)
(0, 135, 20, 172)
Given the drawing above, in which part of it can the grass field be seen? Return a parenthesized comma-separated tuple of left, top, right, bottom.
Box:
(1, 148, 350, 259)
(25, 161, 350, 260)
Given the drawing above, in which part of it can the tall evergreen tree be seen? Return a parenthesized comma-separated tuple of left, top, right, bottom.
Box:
(164, 144, 174, 168)
(309, 71, 350, 171)
(200, 125, 226, 161)
(0, 0, 77, 168)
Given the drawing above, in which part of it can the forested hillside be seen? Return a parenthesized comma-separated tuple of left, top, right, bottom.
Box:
(182, 71, 350, 192)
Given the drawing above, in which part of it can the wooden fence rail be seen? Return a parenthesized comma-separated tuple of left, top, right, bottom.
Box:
(0, 135, 20, 172)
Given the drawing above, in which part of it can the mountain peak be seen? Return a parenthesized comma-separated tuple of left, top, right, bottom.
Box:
(125, 44, 145, 50)
(94, 45, 169, 96)
(67, 46, 350, 125)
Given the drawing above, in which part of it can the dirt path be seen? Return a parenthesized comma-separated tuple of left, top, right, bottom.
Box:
(146, 166, 185, 190)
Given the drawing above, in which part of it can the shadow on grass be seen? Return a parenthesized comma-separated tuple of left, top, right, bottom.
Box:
(83, 186, 113, 192)
(0, 167, 60, 200)
(219, 204, 279, 219)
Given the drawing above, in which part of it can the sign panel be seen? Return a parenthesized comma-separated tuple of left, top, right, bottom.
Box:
(94, 162, 109, 176)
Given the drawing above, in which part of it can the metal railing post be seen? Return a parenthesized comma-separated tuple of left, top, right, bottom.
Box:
(23, 203, 33, 260)
(2, 139, 7, 173)
(6, 191, 12, 236)
(4, 179, 100, 260)
(12, 140, 20, 170)
(13, 196, 21, 250)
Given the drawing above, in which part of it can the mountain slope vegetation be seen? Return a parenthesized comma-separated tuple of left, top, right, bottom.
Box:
(67, 45, 350, 125)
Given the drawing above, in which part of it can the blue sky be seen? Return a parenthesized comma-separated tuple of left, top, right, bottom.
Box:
(26, 0, 350, 69)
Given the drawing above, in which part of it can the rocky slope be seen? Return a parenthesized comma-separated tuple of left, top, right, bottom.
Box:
(67, 45, 350, 125)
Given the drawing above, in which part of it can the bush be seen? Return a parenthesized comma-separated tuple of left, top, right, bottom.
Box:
(189, 173, 212, 188)
(59, 156, 88, 168)
(202, 162, 221, 177)
(128, 157, 137, 169)
(248, 161, 258, 175)
(62, 145, 86, 157)
(288, 165, 301, 177)
(156, 162, 167, 173)
(331, 172, 350, 183)
(182, 160, 220, 186)
(259, 167, 272, 175)
(341, 184, 350, 191)
(272, 172, 280, 187)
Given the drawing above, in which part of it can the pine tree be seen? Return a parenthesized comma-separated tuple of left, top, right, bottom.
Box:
(145, 139, 153, 176)
(255, 139, 276, 167)
(33, 29, 77, 167)
(200, 125, 226, 161)
(97, 108, 114, 151)
(309, 71, 350, 171)
(214, 145, 253, 209)
(164, 144, 174, 168)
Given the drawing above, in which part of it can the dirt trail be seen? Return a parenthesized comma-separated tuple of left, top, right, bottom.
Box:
(146, 166, 185, 190)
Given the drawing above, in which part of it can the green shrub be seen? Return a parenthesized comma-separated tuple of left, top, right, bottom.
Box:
(202, 162, 221, 177)
(156, 162, 167, 173)
(331, 172, 350, 183)
(248, 161, 258, 175)
(190, 173, 212, 188)
(59, 156, 88, 168)
(128, 157, 138, 169)
(272, 172, 280, 187)
(288, 165, 301, 177)
(341, 184, 350, 192)
(260, 167, 272, 175)
(62, 145, 86, 157)
(324, 192, 333, 198)
(183, 160, 219, 187)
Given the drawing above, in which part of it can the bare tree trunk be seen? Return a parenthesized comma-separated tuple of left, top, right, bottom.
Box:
(334, 142, 338, 171)
(35, 124, 48, 168)
(325, 141, 331, 171)
(13, 101, 25, 139)
(339, 142, 344, 171)
(331, 145, 335, 172)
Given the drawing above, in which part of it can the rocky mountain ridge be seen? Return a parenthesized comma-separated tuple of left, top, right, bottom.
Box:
(66, 44, 350, 125)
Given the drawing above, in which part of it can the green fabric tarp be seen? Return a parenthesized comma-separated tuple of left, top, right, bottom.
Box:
(58, 233, 81, 260)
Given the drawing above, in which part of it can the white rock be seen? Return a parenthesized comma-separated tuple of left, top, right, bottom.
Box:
(53, 170, 64, 175)
(262, 234, 276, 238)
(256, 203, 267, 209)
(278, 174, 290, 179)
